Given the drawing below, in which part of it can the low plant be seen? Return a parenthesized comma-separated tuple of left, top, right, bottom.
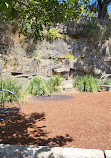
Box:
(103, 78, 111, 85)
(83, 19, 111, 44)
(66, 53, 74, 59)
(51, 75, 64, 92)
(28, 75, 64, 96)
(0, 79, 22, 103)
(43, 29, 65, 43)
(73, 75, 99, 92)
(28, 77, 48, 96)
(83, 20, 102, 43)
(99, 78, 111, 90)
(46, 75, 64, 92)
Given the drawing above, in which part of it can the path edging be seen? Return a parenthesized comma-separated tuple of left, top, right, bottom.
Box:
(0, 144, 110, 158)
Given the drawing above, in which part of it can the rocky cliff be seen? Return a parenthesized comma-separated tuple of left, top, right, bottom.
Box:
(0, 19, 111, 89)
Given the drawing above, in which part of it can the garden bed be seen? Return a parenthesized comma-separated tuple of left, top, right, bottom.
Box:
(0, 91, 111, 151)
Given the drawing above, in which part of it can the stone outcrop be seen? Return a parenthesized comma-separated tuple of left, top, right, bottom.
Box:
(0, 19, 111, 88)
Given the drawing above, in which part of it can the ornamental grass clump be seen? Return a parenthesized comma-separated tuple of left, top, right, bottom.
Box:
(46, 75, 64, 92)
(28, 77, 48, 96)
(51, 75, 64, 92)
(73, 75, 99, 92)
(0, 79, 22, 103)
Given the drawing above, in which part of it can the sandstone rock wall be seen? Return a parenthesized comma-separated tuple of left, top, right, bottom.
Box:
(0, 19, 111, 89)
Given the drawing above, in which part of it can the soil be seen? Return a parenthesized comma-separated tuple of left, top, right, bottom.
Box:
(0, 91, 111, 151)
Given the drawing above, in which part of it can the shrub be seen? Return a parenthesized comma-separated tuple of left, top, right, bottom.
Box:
(46, 75, 64, 92)
(28, 77, 48, 95)
(43, 29, 65, 43)
(28, 75, 64, 95)
(99, 78, 111, 90)
(103, 78, 111, 85)
(73, 75, 99, 92)
(0, 79, 22, 103)
(51, 75, 64, 92)
(66, 53, 74, 59)
(83, 19, 111, 44)
(83, 20, 102, 43)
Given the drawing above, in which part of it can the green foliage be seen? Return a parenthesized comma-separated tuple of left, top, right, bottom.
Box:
(0, 0, 88, 42)
(73, 75, 99, 92)
(99, 78, 111, 91)
(44, 75, 64, 93)
(28, 75, 64, 95)
(0, 79, 22, 103)
(51, 75, 64, 92)
(108, 12, 111, 18)
(83, 19, 111, 44)
(99, 78, 111, 86)
(66, 53, 74, 59)
(103, 79, 111, 85)
(28, 77, 48, 96)
(83, 20, 102, 43)
(43, 29, 65, 43)
(103, 26, 111, 40)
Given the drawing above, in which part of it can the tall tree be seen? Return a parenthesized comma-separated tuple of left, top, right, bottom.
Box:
(0, 0, 88, 41)
(87, 0, 111, 18)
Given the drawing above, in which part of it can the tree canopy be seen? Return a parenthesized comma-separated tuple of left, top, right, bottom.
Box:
(0, 0, 88, 41)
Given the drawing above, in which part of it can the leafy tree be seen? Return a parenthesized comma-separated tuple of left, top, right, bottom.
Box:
(0, 0, 88, 41)
(86, 0, 111, 19)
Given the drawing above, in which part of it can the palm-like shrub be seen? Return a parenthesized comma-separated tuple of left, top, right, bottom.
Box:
(0, 79, 22, 103)
(73, 75, 99, 92)
(28, 77, 48, 95)
(51, 75, 64, 92)
(28, 76, 64, 95)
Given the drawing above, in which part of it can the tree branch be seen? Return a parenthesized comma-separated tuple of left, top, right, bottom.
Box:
(16, 0, 30, 9)
(97, 0, 102, 5)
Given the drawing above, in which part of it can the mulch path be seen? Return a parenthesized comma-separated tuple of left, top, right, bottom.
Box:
(0, 91, 111, 150)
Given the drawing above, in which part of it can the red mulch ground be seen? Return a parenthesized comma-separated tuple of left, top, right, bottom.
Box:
(0, 91, 111, 150)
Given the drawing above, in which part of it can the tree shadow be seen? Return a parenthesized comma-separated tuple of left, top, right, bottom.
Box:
(0, 110, 73, 147)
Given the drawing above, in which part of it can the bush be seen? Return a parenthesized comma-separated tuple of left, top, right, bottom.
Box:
(0, 79, 22, 103)
(73, 75, 99, 92)
(28, 75, 64, 96)
(28, 77, 48, 95)
(83, 20, 102, 43)
(99, 78, 111, 90)
(51, 75, 64, 92)
(43, 29, 65, 43)
(66, 53, 74, 59)
(83, 19, 111, 44)
(103, 78, 111, 85)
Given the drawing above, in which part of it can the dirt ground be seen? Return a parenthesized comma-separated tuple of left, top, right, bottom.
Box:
(0, 91, 111, 150)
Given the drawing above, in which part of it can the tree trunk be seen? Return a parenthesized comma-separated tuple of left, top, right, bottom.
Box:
(98, 0, 109, 19)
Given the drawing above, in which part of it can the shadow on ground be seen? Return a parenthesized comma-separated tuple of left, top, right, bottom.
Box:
(0, 110, 73, 147)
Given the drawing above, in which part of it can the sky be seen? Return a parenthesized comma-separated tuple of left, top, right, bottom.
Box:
(108, 4, 111, 12)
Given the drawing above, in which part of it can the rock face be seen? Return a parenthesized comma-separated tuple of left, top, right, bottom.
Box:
(2, 55, 50, 89)
(0, 20, 111, 89)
